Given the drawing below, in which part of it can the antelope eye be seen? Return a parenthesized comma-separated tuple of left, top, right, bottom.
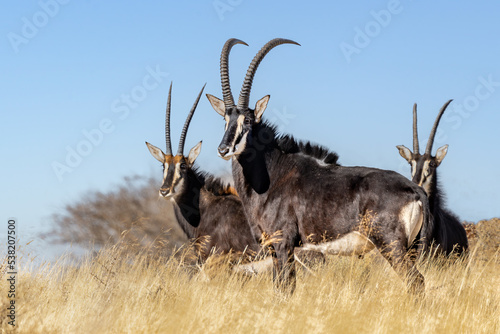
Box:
(429, 161, 436, 168)
(244, 117, 251, 125)
(180, 163, 187, 170)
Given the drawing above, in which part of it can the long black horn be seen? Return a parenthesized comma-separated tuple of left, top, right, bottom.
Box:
(177, 84, 206, 155)
(165, 82, 173, 155)
(237, 38, 300, 110)
(220, 38, 248, 108)
(413, 103, 420, 153)
(425, 99, 453, 155)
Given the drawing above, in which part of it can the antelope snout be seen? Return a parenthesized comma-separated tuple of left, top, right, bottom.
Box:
(218, 144, 230, 157)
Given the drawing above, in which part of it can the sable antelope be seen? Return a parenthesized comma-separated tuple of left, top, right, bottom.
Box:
(145, 83, 262, 262)
(206, 38, 431, 294)
(396, 101, 468, 255)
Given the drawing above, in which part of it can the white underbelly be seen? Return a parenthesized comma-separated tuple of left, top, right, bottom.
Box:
(302, 231, 375, 256)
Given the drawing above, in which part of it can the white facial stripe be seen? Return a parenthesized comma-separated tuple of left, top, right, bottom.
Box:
(233, 131, 248, 155)
(160, 162, 184, 197)
(224, 115, 230, 130)
(171, 164, 183, 193)
(231, 115, 245, 147)
(222, 115, 246, 160)
(422, 160, 430, 178)
(410, 160, 417, 178)
(419, 160, 432, 195)
(163, 163, 169, 181)
(416, 161, 430, 187)
(221, 131, 249, 161)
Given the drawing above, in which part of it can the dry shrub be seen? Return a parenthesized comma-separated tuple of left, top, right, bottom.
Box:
(47, 175, 187, 257)
(464, 218, 500, 261)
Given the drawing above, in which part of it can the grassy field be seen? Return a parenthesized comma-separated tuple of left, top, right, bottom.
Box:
(1, 220, 499, 334)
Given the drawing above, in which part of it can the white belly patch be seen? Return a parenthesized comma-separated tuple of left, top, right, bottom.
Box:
(302, 231, 375, 256)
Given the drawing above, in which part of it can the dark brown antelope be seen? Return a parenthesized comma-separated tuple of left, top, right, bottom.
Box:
(145, 83, 262, 263)
(396, 101, 468, 256)
(206, 38, 432, 294)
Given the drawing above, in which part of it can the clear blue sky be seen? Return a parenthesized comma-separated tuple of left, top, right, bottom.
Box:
(1, 1, 499, 261)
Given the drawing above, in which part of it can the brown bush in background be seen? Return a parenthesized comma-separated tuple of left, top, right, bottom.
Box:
(48, 175, 188, 257)
(464, 218, 500, 261)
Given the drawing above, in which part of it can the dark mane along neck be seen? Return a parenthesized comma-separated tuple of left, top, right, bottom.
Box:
(427, 169, 443, 213)
(236, 120, 340, 194)
(426, 169, 467, 254)
(201, 172, 239, 196)
(172, 167, 238, 239)
(255, 121, 340, 165)
(171, 167, 204, 234)
(276, 134, 340, 166)
(244, 120, 340, 162)
(236, 121, 276, 194)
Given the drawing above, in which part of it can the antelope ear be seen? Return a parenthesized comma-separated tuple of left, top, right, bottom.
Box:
(206, 94, 225, 117)
(254, 95, 270, 123)
(396, 145, 413, 163)
(188, 141, 202, 165)
(146, 142, 165, 163)
(435, 144, 448, 166)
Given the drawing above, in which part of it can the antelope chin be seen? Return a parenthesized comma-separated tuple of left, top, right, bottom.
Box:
(218, 148, 236, 160)
(220, 153, 233, 161)
(159, 192, 175, 200)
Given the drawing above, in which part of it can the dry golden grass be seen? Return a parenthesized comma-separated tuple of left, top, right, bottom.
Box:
(1, 233, 499, 334)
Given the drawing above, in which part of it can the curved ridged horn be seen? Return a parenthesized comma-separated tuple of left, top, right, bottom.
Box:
(425, 99, 453, 155)
(165, 82, 173, 155)
(413, 103, 420, 153)
(177, 84, 206, 155)
(220, 38, 248, 108)
(237, 38, 300, 110)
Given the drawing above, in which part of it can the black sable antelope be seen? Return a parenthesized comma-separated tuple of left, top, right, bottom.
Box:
(145, 83, 262, 263)
(396, 101, 468, 256)
(206, 38, 432, 294)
